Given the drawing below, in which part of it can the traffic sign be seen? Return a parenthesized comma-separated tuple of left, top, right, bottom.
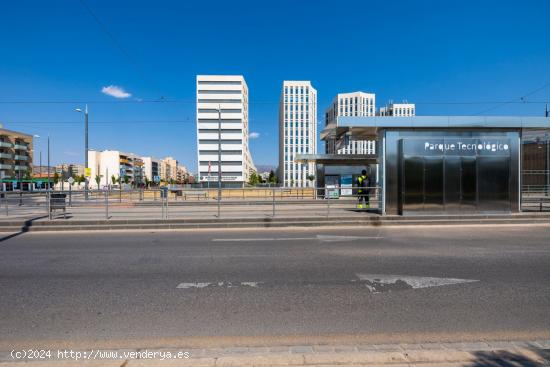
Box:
(153, 175, 160, 184)
(67, 177, 75, 185)
(85, 168, 92, 177)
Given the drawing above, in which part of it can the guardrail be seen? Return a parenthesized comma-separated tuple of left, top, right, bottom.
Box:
(0, 186, 382, 220)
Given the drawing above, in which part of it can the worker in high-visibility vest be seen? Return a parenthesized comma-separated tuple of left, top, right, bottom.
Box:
(356, 169, 370, 209)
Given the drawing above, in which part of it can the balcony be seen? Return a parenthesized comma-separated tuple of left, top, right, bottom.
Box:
(14, 155, 28, 161)
(120, 158, 130, 164)
(0, 141, 12, 148)
(0, 164, 12, 170)
(14, 144, 28, 151)
(0, 153, 13, 159)
(14, 165, 28, 171)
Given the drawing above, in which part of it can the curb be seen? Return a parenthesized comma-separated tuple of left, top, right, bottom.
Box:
(1, 340, 548, 366)
(1, 213, 550, 232)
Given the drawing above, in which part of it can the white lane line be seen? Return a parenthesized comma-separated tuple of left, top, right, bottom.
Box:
(212, 235, 382, 242)
(212, 237, 316, 242)
(176, 281, 263, 289)
(176, 282, 211, 289)
(355, 273, 479, 290)
(316, 235, 382, 242)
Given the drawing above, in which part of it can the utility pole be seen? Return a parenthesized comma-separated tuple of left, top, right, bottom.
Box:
(217, 105, 222, 217)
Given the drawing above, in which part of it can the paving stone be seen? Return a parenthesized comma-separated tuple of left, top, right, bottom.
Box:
(420, 343, 445, 350)
(222, 347, 249, 354)
(304, 351, 407, 365)
(268, 346, 290, 353)
(312, 345, 335, 353)
(289, 345, 313, 354)
(332, 345, 357, 353)
(128, 358, 216, 367)
(374, 343, 402, 351)
(459, 342, 491, 351)
(215, 354, 303, 367)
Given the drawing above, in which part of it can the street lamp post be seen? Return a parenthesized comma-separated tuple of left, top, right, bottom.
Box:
(33, 135, 41, 190)
(217, 105, 221, 217)
(75, 105, 89, 199)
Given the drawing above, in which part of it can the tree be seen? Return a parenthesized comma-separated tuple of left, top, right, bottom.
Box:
(248, 172, 260, 186)
(123, 175, 129, 185)
(53, 172, 60, 185)
(94, 174, 103, 189)
(75, 175, 85, 186)
(268, 170, 277, 185)
(111, 175, 117, 186)
(307, 174, 316, 187)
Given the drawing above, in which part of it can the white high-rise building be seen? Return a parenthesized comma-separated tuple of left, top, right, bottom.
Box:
(378, 102, 416, 117)
(325, 91, 376, 126)
(324, 91, 376, 155)
(278, 81, 317, 187)
(196, 75, 255, 187)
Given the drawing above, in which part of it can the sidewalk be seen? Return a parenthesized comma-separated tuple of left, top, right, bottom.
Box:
(1, 339, 549, 366)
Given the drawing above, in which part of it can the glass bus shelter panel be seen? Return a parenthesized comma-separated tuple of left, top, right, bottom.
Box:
(424, 156, 444, 212)
(399, 138, 512, 214)
(460, 156, 478, 212)
(444, 156, 462, 213)
(403, 156, 424, 212)
(477, 156, 511, 212)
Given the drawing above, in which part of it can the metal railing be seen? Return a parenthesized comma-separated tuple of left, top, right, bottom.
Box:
(0, 186, 382, 220)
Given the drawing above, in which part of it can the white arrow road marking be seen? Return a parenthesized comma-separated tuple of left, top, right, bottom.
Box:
(355, 273, 479, 292)
(177, 281, 262, 289)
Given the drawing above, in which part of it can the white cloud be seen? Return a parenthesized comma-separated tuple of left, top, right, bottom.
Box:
(101, 85, 132, 99)
(250, 132, 260, 139)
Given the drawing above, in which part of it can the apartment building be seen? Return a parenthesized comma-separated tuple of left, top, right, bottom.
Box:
(176, 165, 189, 184)
(142, 156, 160, 183)
(196, 75, 255, 187)
(160, 156, 178, 182)
(278, 81, 317, 187)
(324, 92, 376, 155)
(55, 163, 85, 179)
(88, 150, 146, 188)
(378, 102, 416, 116)
(0, 127, 33, 180)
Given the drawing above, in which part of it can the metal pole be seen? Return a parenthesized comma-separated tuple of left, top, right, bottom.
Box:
(84, 105, 89, 200)
(546, 136, 549, 196)
(69, 184, 72, 207)
(105, 189, 109, 219)
(47, 191, 51, 220)
(326, 189, 330, 218)
(5, 191, 8, 216)
(47, 136, 50, 191)
(217, 105, 221, 218)
(272, 187, 275, 217)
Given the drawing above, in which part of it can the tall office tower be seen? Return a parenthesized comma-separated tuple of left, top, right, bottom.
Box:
(378, 102, 416, 116)
(278, 81, 317, 187)
(324, 91, 376, 154)
(196, 75, 255, 187)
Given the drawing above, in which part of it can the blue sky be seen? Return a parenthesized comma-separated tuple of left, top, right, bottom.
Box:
(1, 0, 549, 172)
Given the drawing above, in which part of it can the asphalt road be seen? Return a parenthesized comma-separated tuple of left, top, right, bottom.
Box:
(1, 224, 549, 349)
